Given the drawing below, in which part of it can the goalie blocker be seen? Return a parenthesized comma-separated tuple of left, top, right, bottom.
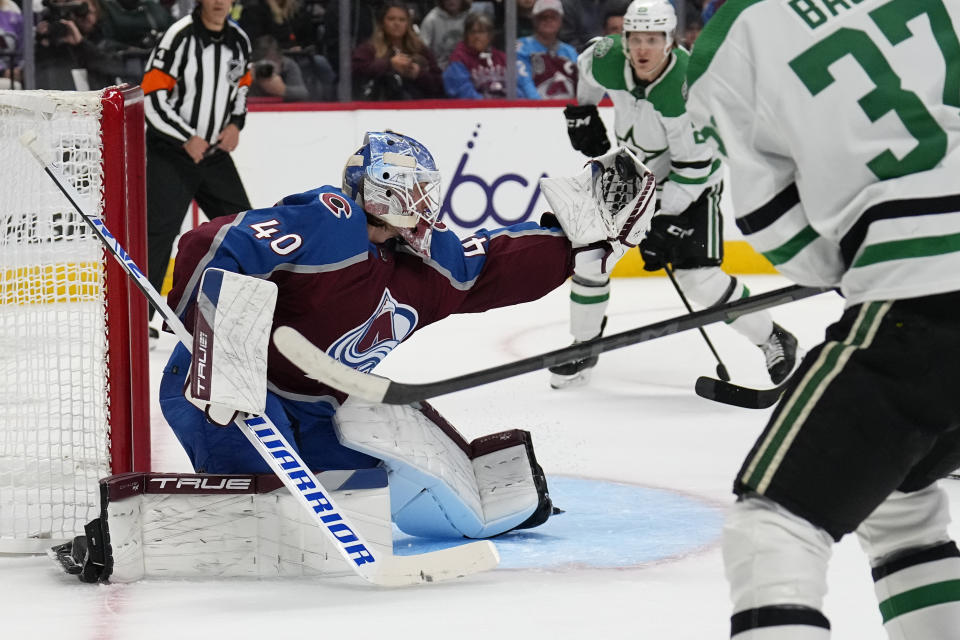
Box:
(53, 402, 551, 582)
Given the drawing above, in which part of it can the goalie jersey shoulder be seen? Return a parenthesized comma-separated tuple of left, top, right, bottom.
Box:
(235, 186, 370, 268)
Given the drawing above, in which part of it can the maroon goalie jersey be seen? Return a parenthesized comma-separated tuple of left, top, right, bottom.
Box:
(167, 186, 574, 404)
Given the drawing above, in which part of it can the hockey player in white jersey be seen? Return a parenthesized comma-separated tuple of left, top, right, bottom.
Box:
(552, 0, 798, 389)
(686, 1, 960, 638)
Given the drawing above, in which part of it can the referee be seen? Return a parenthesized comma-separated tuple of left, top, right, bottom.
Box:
(141, 0, 253, 308)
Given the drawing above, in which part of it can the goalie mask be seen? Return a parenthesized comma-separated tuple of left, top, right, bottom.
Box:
(342, 131, 442, 257)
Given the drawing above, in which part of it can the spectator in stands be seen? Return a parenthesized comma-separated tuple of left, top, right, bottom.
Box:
(322, 0, 375, 79)
(419, 0, 471, 69)
(140, 0, 252, 327)
(601, 0, 629, 35)
(491, 0, 534, 49)
(0, 0, 22, 89)
(34, 0, 126, 90)
(602, 6, 624, 35)
(701, 0, 725, 23)
(681, 18, 702, 49)
(351, 0, 443, 101)
(442, 11, 504, 99)
(516, 0, 577, 100)
(98, 0, 173, 84)
(249, 34, 309, 101)
(237, 0, 334, 100)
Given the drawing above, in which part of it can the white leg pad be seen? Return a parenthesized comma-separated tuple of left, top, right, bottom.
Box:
(334, 398, 546, 539)
(101, 470, 392, 582)
(856, 484, 960, 640)
(723, 496, 833, 613)
(674, 267, 773, 345)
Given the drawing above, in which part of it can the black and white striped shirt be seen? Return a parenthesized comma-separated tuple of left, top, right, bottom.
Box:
(142, 8, 252, 145)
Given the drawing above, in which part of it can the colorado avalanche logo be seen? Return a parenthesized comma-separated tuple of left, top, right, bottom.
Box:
(327, 289, 418, 372)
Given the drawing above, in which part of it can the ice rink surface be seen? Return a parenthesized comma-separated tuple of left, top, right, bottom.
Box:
(4, 276, 959, 639)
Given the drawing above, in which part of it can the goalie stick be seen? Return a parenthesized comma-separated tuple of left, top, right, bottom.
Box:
(20, 131, 498, 587)
(694, 375, 793, 410)
(274, 285, 830, 405)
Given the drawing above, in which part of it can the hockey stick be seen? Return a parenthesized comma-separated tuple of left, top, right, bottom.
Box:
(274, 284, 829, 405)
(693, 375, 792, 409)
(20, 132, 498, 587)
(664, 264, 730, 382)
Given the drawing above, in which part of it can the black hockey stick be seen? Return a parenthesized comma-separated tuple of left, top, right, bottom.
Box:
(274, 284, 830, 405)
(664, 264, 730, 381)
(694, 375, 793, 409)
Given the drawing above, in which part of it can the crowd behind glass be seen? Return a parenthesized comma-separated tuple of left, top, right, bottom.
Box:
(0, 0, 715, 102)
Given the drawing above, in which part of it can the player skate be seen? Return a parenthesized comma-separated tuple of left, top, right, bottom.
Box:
(549, 315, 606, 389)
(759, 322, 798, 385)
(540, 146, 656, 390)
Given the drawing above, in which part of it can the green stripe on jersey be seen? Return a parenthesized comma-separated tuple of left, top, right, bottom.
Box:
(688, 0, 769, 89)
(741, 301, 890, 493)
(879, 580, 960, 623)
(853, 231, 960, 267)
(761, 225, 819, 265)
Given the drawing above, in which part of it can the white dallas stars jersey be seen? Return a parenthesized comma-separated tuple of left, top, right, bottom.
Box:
(687, 0, 960, 305)
(577, 34, 722, 202)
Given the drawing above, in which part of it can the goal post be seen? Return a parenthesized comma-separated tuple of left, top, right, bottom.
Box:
(0, 85, 151, 553)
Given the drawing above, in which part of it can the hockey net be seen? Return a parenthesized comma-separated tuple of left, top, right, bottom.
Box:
(0, 86, 150, 553)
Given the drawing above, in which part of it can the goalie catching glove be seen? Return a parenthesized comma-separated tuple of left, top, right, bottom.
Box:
(540, 146, 656, 279)
(564, 104, 611, 158)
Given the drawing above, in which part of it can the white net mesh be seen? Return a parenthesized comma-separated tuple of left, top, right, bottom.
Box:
(0, 90, 111, 551)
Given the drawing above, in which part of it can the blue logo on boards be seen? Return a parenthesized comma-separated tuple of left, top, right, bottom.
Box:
(439, 124, 546, 229)
(393, 476, 723, 569)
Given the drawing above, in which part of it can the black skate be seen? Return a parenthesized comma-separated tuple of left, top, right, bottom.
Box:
(549, 318, 606, 390)
(760, 323, 798, 385)
(49, 518, 110, 583)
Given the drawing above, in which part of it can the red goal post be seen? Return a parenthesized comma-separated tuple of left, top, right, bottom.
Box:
(0, 85, 151, 553)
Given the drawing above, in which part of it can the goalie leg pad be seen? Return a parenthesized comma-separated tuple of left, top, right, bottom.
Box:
(723, 496, 833, 638)
(856, 485, 960, 639)
(51, 470, 393, 582)
(334, 398, 553, 539)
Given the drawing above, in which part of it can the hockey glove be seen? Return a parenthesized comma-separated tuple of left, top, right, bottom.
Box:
(638, 214, 694, 272)
(564, 104, 611, 158)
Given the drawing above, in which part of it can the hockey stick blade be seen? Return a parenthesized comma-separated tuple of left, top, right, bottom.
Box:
(694, 376, 790, 409)
(22, 131, 498, 587)
(275, 285, 830, 405)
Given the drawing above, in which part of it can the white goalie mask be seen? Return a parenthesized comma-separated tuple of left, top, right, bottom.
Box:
(539, 147, 656, 247)
(342, 131, 443, 256)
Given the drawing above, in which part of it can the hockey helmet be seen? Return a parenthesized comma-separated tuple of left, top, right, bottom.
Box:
(622, 0, 677, 55)
(342, 131, 442, 256)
